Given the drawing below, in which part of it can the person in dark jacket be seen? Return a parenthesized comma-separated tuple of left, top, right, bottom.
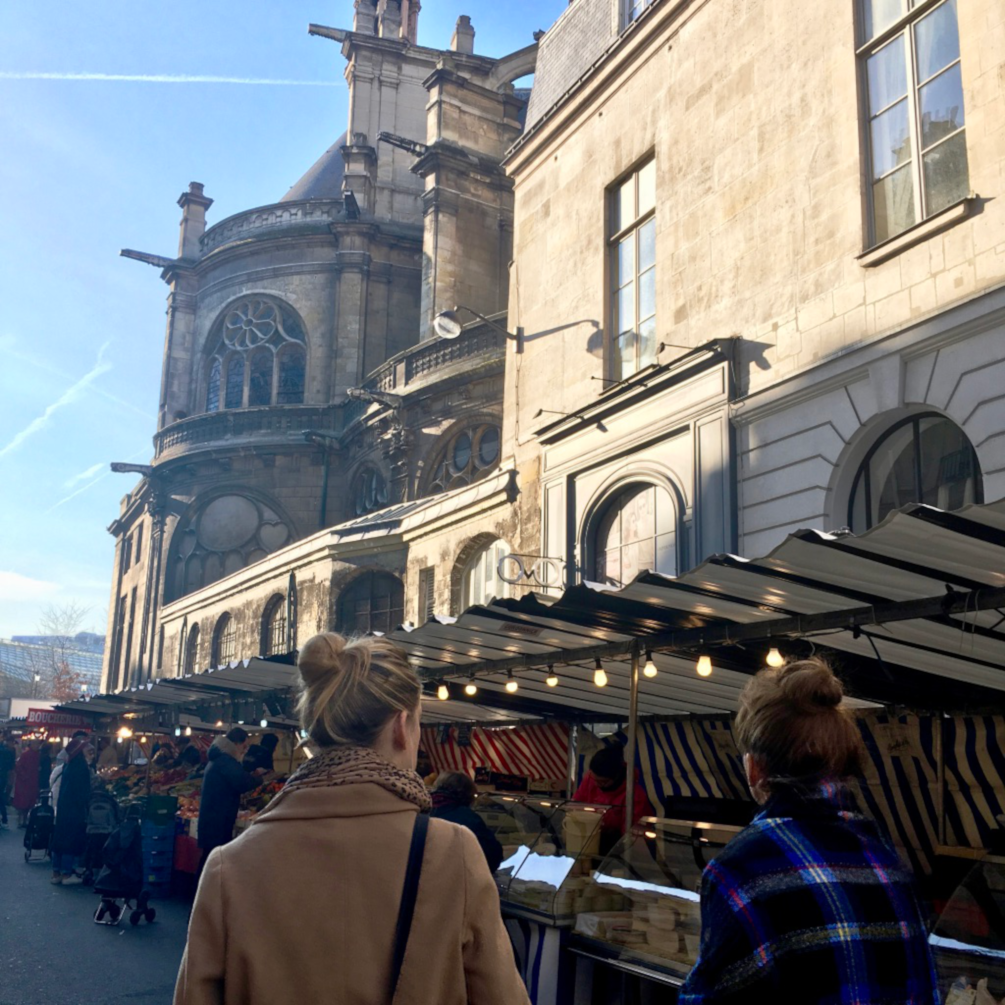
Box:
(429, 771, 502, 873)
(0, 734, 16, 827)
(678, 657, 938, 1005)
(198, 728, 264, 872)
(243, 732, 279, 774)
(50, 737, 93, 885)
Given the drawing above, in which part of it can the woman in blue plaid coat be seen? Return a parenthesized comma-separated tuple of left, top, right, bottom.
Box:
(679, 657, 939, 1005)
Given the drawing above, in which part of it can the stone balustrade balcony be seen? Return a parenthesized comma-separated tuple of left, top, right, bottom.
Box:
(198, 199, 345, 257)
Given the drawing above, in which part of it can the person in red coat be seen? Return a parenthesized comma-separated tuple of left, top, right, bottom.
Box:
(573, 744, 653, 852)
(13, 740, 42, 828)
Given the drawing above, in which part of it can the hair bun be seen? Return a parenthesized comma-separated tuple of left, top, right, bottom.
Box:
(778, 660, 843, 712)
(298, 632, 347, 686)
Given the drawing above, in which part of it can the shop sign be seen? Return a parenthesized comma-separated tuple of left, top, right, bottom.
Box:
(25, 708, 93, 730)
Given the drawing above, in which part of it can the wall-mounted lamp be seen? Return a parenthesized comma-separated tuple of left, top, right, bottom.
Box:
(433, 306, 524, 353)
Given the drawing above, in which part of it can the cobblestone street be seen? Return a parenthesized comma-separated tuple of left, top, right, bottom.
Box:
(0, 825, 190, 1005)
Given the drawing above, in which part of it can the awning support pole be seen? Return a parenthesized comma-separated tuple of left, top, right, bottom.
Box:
(937, 714, 946, 846)
(624, 649, 640, 837)
(567, 722, 578, 798)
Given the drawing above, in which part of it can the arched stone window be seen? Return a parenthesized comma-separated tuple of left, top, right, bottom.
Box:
(335, 572, 404, 635)
(849, 413, 982, 531)
(166, 493, 294, 602)
(351, 466, 389, 517)
(591, 482, 678, 587)
(203, 297, 307, 413)
(426, 422, 501, 495)
(183, 623, 200, 675)
(212, 613, 237, 666)
(461, 539, 512, 609)
(261, 594, 287, 657)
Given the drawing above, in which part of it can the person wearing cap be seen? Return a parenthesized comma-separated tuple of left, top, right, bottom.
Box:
(50, 736, 94, 884)
(573, 743, 653, 852)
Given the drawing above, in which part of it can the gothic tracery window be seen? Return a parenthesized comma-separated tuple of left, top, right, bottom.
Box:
(167, 493, 294, 602)
(204, 297, 307, 413)
(426, 423, 501, 495)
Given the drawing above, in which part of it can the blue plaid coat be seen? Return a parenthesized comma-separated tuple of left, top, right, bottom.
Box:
(678, 783, 939, 1005)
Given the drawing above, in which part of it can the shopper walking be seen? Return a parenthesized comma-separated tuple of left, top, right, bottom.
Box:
(196, 728, 263, 871)
(50, 737, 93, 884)
(678, 657, 938, 1005)
(430, 771, 503, 872)
(0, 734, 16, 828)
(12, 739, 41, 828)
(175, 633, 530, 1005)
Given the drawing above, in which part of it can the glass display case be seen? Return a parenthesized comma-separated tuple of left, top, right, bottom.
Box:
(473, 795, 611, 924)
(930, 852, 1005, 1003)
(570, 816, 742, 979)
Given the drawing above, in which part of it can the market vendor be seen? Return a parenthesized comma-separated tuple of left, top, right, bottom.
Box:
(197, 727, 265, 872)
(243, 732, 278, 773)
(573, 744, 653, 851)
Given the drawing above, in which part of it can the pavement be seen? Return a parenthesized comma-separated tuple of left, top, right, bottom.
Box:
(0, 822, 191, 1005)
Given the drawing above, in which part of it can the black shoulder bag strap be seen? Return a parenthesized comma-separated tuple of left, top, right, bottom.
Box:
(389, 812, 429, 1002)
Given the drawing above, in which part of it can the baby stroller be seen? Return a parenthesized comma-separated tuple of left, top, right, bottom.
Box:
(93, 805, 156, 926)
(82, 787, 119, 886)
(23, 790, 54, 863)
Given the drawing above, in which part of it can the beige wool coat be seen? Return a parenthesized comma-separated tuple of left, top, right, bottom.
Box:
(173, 781, 531, 1005)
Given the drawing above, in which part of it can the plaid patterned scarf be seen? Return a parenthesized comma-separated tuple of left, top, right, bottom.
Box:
(271, 744, 430, 813)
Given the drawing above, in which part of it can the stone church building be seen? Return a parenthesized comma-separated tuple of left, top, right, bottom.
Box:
(103, 0, 1005, 695)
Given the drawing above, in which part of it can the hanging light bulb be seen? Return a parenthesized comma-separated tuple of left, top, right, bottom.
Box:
(594, 657, 608, 688)
(545, 665, 559, 687)
(696, 654, 713, 677)
(643, 651, 658, 678)
(184, 725, 193, 736)
(505, 671, 519, 694)
(174, 726, 182, 737)
(260, 718, 268, 728)
(437, 683, 449, 701)
(215, 720, 223, 728)
(464, 675, 478, 696)
(766, 647, 784, 668)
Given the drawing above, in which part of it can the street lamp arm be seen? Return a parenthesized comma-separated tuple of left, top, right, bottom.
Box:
(433, 305, 524, 352)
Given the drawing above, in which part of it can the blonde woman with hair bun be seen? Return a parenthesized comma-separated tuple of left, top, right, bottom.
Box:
(679, 657, 939, 1005)
(175, 633, 530, 1005)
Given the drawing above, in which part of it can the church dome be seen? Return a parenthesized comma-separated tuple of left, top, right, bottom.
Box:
(280, 132, 347, 203)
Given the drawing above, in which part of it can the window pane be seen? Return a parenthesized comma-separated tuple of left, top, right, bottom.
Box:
(622, 487, 655, 542)
(870, 100, 912, 179)
(638, 316, 657, 369)
(477, 426, 500, 468)
(862, 0, 903, 40)
(869, 421, 917, 524)
(617, 236, 634, 286)
(248, 350, 273, 406)
(615, 177, 634, 233)
(655, 532, 676, 577)
(918, 416, 975, 510)
(872, 163, 916, 242)
(277, 346, 305, 404)
(452, 432, 473, 471)
(638, 218, 656, 271)
(206, 359, 221, 412)
(867, 36, 908, 115)
(914, 0, 960, 83)
(615, 331, 636, 380)
(618, 282, 635, 333)
(639, 268, 656, 322)
(224, 357, 244, 409)
(919, 64, 965, 150)
(923, 131, 969, 215)
(637, 160, 656, 215)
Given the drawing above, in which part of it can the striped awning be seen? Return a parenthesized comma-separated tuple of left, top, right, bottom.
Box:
(387, 500, 1005, 720)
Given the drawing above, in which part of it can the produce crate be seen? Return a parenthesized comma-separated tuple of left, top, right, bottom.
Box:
(144, 795, 178, 827)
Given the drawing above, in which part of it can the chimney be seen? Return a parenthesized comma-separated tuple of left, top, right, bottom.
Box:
(353, 0, 377, 34)
(450, 15, 475, 54)
(176, 182, 213, 260)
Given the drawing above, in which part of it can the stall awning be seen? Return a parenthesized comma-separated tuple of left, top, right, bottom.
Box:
(385, 500, 1005, 719)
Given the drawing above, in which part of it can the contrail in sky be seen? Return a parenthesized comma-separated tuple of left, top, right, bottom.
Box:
(0, 71, 342, 86)
(46, 446, 150, 514)
(0, 342, 112, 461)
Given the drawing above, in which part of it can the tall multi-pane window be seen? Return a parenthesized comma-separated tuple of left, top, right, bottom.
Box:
(609, 159, 656, 381)
(861, 0, 968, 244)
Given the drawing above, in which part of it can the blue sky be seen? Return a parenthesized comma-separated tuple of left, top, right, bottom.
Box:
(0, 0, 565, 640)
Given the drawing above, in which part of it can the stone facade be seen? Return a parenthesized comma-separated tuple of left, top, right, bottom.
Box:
(101, 5, 537, 692)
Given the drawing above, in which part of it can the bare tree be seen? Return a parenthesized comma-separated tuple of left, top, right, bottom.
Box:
(31, 602, 92, 699)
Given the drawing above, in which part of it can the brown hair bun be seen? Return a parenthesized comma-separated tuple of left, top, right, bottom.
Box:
(734, 656, 863, 786)
(296, 632, 420, 748)
(777, 660, 844, 712)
